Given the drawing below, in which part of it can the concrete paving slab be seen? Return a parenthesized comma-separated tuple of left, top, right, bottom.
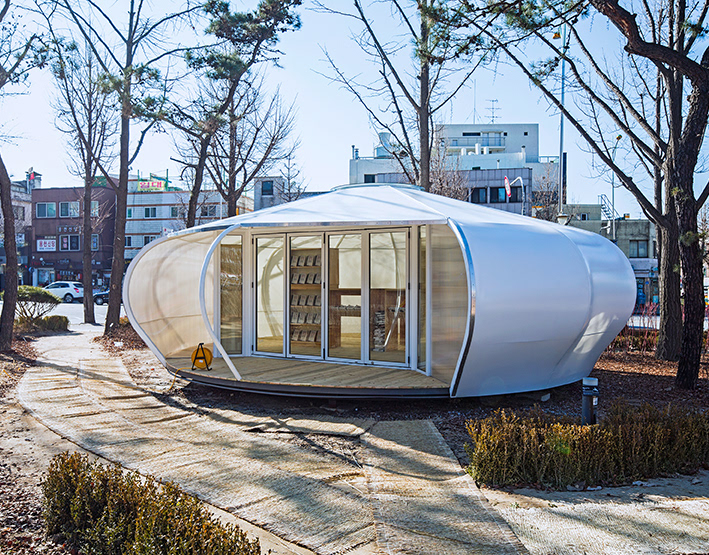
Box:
(362, 420, 529, 555)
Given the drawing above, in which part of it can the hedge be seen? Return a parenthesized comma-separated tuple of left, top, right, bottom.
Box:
(42, 453, 261, 555)
(465, 402, 709, 488)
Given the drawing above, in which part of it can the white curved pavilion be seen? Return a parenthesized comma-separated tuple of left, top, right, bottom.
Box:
(124, 184, 635, 398)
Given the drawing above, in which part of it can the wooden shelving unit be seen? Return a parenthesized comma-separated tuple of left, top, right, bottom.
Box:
(289, 249, 322, 351)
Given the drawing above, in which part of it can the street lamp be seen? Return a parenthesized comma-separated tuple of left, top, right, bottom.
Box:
(610, 134, 622, 242)
(555, 25, 567, 225)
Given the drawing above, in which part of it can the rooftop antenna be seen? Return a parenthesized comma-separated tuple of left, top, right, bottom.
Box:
(487, 99, 499, 123)
(473, 80, 477, 124)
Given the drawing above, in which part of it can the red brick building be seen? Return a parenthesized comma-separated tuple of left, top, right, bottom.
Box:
(31, 185, 116, 288)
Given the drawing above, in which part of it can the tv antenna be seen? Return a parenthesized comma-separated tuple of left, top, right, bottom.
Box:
(487, 99, 499, 123)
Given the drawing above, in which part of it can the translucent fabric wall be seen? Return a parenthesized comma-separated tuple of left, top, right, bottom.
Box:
(124, 231, 218, 362)
(430, 225, 467, 385)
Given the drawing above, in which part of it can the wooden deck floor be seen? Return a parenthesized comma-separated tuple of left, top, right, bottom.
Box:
(166, 356, 450, 398)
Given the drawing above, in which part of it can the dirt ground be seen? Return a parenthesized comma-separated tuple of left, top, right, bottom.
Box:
(0, 339, 76, 555)
(2, 328, 709, 553)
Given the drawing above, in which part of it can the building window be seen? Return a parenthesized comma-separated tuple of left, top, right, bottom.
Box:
(59, 235, 80, 251)
(144, 235, 156, 246)
(125, 236, 132, 248)
(12, 206, 25, 220)
(462, 132, 481, 137)
(59, 201, 80, 218)
(144, 206, 157, 218)
(524, 131, 529, 136)
(579, 213, 589, 221)
(127, 208, 132, 218)
(629, 240, 648, 258)
(471, 188, 487, 204)
(490, 187, 507, 203)
(200, 205, 217, 218)
(509, 186, 523, 203)
(91, 234, 99, 251)
(262, 181, 274, 196)
(170, 206, 185, 218)
(36, 202, 56, 218)
(363, 174, 376, 183)
(90, 201, 99, 217)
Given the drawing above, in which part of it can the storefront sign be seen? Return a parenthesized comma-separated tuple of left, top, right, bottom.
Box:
(37, 238, 56, 252)
(138, 180, 165, 192)
(57, 225, 80, 233)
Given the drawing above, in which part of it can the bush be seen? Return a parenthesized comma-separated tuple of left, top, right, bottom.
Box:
(465, 403, 709, 489)
(39, 315, 69, 331)
(42, 453, 261, 555)
(6, 286, 61, 326)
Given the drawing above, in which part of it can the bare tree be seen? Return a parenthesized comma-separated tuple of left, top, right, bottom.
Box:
(451, 0, 709, 388)
(0, 0, 41, 351)
(531, 163, 561, 222)
(201, 81, 297, 216)
(51, 38, 117, 324)
(165, 0, 301, 227)
(48, 0, 199, 334)
(318, 0, 483, 191)
(429, 137, 468, 200)
(277, 150, 305, 203)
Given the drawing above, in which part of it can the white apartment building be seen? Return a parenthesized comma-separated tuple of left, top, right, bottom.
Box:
(125, 179, 252, 263)
(349, 124, 564, 215)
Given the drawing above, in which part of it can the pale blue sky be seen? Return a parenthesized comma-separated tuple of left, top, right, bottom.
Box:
(1, 0, 693, 218)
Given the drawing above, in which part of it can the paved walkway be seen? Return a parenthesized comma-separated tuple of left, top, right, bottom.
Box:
(18, 329, 526, 555)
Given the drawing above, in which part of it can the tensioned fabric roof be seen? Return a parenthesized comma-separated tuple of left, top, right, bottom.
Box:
(191, 184, 464, 230)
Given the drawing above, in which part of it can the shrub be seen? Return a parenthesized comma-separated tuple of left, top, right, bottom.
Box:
(42, 453, 261, 555)
(39, 315, 70, 331)
(466, 403, 709, 488)
(607, 325, 658, 354)
(6, 286, 61, 326)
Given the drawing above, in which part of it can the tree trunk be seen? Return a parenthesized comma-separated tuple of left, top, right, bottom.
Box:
(418, 5, 431, 192)
(676, 198, 703, 388)
(105, 78, 131, 334)
(655, 214, 682, 360)
(187, 137, 210, 228)
(82, 173, 96, 324)
(0, 153, 18, 352)
(228, 193, 237, 217)
(671, 80, 709, 388)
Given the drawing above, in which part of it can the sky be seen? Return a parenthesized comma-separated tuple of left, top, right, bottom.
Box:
(1, 0, 699, 218)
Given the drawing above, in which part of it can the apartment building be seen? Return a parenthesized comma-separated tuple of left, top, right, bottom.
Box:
(0, 170, 39, 287)
(31, 184, 116, 287)
(125, 178, 252, 263)
(349, 124, 564, 215)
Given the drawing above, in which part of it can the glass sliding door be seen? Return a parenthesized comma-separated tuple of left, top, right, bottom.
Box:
(328, 234, 362, 360)
(256, 236, 284, 354)
(220, 235, 242, 354)
(289, 235, 322, 357)
(369, 231, 407, 364)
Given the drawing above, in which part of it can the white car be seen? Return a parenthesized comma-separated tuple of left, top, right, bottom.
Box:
(44, 281, 84, 303)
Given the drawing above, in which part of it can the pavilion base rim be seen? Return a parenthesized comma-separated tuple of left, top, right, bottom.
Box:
(169, 364, 451, 399)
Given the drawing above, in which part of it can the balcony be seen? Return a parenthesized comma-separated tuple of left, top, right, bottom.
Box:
(446, 136, 506, 148)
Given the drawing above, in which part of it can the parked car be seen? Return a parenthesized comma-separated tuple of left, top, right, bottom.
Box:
(44, 281, 84, 303)
(93, 290, 109, 305)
